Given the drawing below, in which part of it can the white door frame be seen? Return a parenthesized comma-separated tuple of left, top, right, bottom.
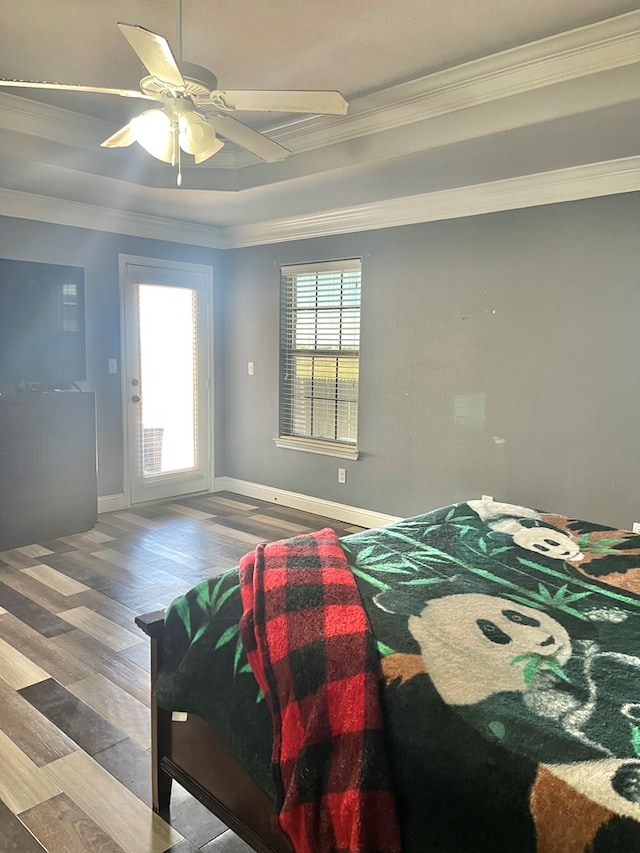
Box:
(118, 254, 214, 507)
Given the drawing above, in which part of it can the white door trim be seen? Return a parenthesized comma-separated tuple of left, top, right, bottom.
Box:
(118, 253, 214, 507)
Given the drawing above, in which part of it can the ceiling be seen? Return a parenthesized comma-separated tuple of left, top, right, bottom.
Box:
(1, 0, 639, 248)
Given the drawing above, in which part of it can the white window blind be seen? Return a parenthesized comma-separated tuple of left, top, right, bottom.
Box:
(279, 259, 361, 455)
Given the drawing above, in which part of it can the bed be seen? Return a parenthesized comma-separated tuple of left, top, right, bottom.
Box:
(136, 499, 640, 852)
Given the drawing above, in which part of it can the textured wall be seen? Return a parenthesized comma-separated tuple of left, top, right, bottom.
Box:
(2, 192, 639, 529)
(222, 194, 640, 528)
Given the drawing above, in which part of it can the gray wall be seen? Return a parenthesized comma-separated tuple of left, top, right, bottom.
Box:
(223, 193, 640, 529)
(2, 193, 638, 529)
(0, 216, 223, 497)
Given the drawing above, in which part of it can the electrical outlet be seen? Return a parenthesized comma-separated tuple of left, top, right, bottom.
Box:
(633, 522, 640, 535)
(247, 362, 254, 375)
(108, 358, 118, 374)
(338, 467, 346, 484)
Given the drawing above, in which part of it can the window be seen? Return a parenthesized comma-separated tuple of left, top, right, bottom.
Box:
(61, 282, 80, 332)
(276, 259, 361, 460)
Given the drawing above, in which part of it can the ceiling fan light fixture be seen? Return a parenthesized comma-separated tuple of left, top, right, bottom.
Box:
(130, 108, 174, 163)
(0, 12, 348, 174)
(193, 137, 224, 164)
(178, 110, 224, 162)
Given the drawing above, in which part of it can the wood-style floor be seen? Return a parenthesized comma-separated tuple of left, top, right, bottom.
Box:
(0, 491, 364, 853)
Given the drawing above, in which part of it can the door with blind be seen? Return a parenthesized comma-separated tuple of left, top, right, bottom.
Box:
(120, 255, 212, 504)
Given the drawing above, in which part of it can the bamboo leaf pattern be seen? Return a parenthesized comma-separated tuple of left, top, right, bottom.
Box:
(233, 635, 245, 675)
(213, 583, 241, 614)
(544, 659, 571, 683)
(358, 560, 413, 574)
(196, 577, 221, 614)
(522, 658, 539, 685)
(171, 596, 191, 639)
(517, 557, 640, 611)
(354, 545, 375, 562)
(215, 623, 240, 650)
(577, 532, 634, 555)
(351, 566, 391, 591)
(510, 653, 570, 685)
(191, 623, 208, 644)
(173, 574, 244, 653)
(347, 504, 640, 627)
(376, 639, 396, 657)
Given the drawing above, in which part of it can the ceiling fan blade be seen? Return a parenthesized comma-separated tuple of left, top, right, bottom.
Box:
(0, 78, 157, 100)
(118, 22, 185, 89)
(207, 114, 290, 162)
(199, 89, 348, 115)
(101, 123, 136, 148)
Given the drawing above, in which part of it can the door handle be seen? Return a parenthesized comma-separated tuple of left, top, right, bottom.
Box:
(131, 395, 142, 403)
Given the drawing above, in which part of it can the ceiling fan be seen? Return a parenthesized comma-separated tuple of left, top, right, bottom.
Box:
(0, 4, 348, 184)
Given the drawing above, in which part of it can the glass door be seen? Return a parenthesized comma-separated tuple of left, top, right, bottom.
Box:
(121, 256, 212, 504)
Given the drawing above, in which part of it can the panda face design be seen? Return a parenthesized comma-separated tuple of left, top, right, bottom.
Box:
(512, 526, 583, 561)
(408, 593, 572, 704)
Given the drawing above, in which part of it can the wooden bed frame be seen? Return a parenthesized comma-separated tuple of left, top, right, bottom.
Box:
(136, 611, 293, 853)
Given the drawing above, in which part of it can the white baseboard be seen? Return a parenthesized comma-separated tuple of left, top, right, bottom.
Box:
(212, 477, 402, 529)
(97, 493, 127, 514)
(98, 481, 403, 529)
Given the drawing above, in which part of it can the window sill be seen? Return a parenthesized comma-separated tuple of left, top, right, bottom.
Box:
(274, 436, 359, 460)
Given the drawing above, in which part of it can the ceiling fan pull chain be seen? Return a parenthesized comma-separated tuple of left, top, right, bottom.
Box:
(177, 142, 183, 187)
(171, 117, 178, 167)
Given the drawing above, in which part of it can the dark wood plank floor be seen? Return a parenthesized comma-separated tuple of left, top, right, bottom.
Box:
(0, 491, 363, 853)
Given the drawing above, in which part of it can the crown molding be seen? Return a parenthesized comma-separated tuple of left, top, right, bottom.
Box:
(0, 92, 112, 151)
(235, 10, 640, 163)
(1, 11, 639, 170)
(0, 188, 225, 248)
(2, 157, 639, 250)
(223, 156, 640, 247)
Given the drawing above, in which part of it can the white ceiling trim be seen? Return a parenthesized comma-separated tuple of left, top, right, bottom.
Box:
(0, 187, 226, 248)
(1, 11, 638, 167)
(260, 10, 640, 157)
(223, 156, 640, 247)
(0, 93, 110, 152)
(2, 156, 638, 250)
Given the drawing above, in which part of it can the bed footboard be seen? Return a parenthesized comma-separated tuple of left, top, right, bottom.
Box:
(135, 610, 292, 853)
(135, 610, 173, 814)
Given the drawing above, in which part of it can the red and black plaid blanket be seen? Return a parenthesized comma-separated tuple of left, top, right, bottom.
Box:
(238, 528, 401, 853)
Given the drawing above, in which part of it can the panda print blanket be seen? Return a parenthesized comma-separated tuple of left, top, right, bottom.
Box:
(158, 500, 640, 852)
